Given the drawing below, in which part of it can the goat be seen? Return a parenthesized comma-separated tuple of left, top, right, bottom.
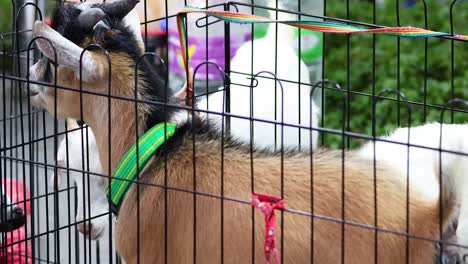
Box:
(29, 0, 453, 262)
(50, 118, 107, 240)
(197, 1, 319, 151)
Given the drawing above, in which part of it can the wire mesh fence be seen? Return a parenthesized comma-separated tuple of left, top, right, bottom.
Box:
(0, 0, 467, 263)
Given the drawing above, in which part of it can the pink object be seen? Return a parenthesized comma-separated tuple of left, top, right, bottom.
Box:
(0, 179, 32, 264)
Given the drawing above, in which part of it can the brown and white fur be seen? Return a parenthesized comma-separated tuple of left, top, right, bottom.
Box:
(358, 122, 468, 259)
(28, 1, 454, 263)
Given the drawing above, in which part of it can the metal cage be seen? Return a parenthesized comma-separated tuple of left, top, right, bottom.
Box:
(0, 0, 467, 263)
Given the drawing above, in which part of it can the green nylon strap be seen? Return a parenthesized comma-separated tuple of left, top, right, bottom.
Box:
(106, 122, 176, 206)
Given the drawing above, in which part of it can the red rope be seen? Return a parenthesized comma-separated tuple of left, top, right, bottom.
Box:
(252, 193, 285, 264)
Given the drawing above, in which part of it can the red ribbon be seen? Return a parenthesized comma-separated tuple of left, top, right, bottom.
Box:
(251, 193, 285, 264)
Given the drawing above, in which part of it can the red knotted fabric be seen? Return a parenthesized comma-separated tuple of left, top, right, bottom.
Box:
(251, 193, 285, 264)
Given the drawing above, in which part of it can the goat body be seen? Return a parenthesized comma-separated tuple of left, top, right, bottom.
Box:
(115, 138, 445, 263)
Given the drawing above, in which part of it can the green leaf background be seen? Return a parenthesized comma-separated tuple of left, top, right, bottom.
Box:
(322, 0, 467, 149)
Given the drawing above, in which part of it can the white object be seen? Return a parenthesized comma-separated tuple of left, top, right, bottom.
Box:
(50, 120, 108, 240)
(358, 122, 468, 257)
(197, 2, 320, 151)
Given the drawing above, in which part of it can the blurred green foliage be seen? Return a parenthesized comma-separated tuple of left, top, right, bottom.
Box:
(0, 0, 13, 44)
(0, 0, 55, 70)
(0, 0, 12, 32)
(0, 0, 13, 69)
(322, 0, 467, 149)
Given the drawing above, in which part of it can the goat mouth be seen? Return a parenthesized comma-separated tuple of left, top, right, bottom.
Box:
(27, 87, 41, 97)
(28, 90, 45, 109)
(82, 226, 105, 240)
(29, 90, 40, 97)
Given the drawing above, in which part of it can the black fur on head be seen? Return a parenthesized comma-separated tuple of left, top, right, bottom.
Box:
(51, 1, 138, 53)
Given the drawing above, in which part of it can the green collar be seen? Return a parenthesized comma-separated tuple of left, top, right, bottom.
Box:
(106, 122, 176, 215)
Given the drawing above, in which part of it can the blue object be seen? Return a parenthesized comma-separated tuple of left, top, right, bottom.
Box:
(406, 0, 416, 7)
(160, 18, 167, 30)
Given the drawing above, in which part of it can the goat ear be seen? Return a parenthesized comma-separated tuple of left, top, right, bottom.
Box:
(33, 21, 83, 68)
(33, 21, 106, 82)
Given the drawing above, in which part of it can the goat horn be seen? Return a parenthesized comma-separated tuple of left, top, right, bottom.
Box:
(101, 0, 140, 20)
(78, 8, 106, 31)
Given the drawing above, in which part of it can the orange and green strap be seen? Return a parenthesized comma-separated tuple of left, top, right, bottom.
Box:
(106, 122, 176, 212)
(177, 7, 468, 39)
(175, 7, 468, 98)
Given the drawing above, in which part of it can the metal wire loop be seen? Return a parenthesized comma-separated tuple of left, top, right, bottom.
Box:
(15, 2, 43, 30)
(195, 4, 240, 28)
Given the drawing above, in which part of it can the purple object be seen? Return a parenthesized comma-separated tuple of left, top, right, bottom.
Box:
(168, 29, 251, 81)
